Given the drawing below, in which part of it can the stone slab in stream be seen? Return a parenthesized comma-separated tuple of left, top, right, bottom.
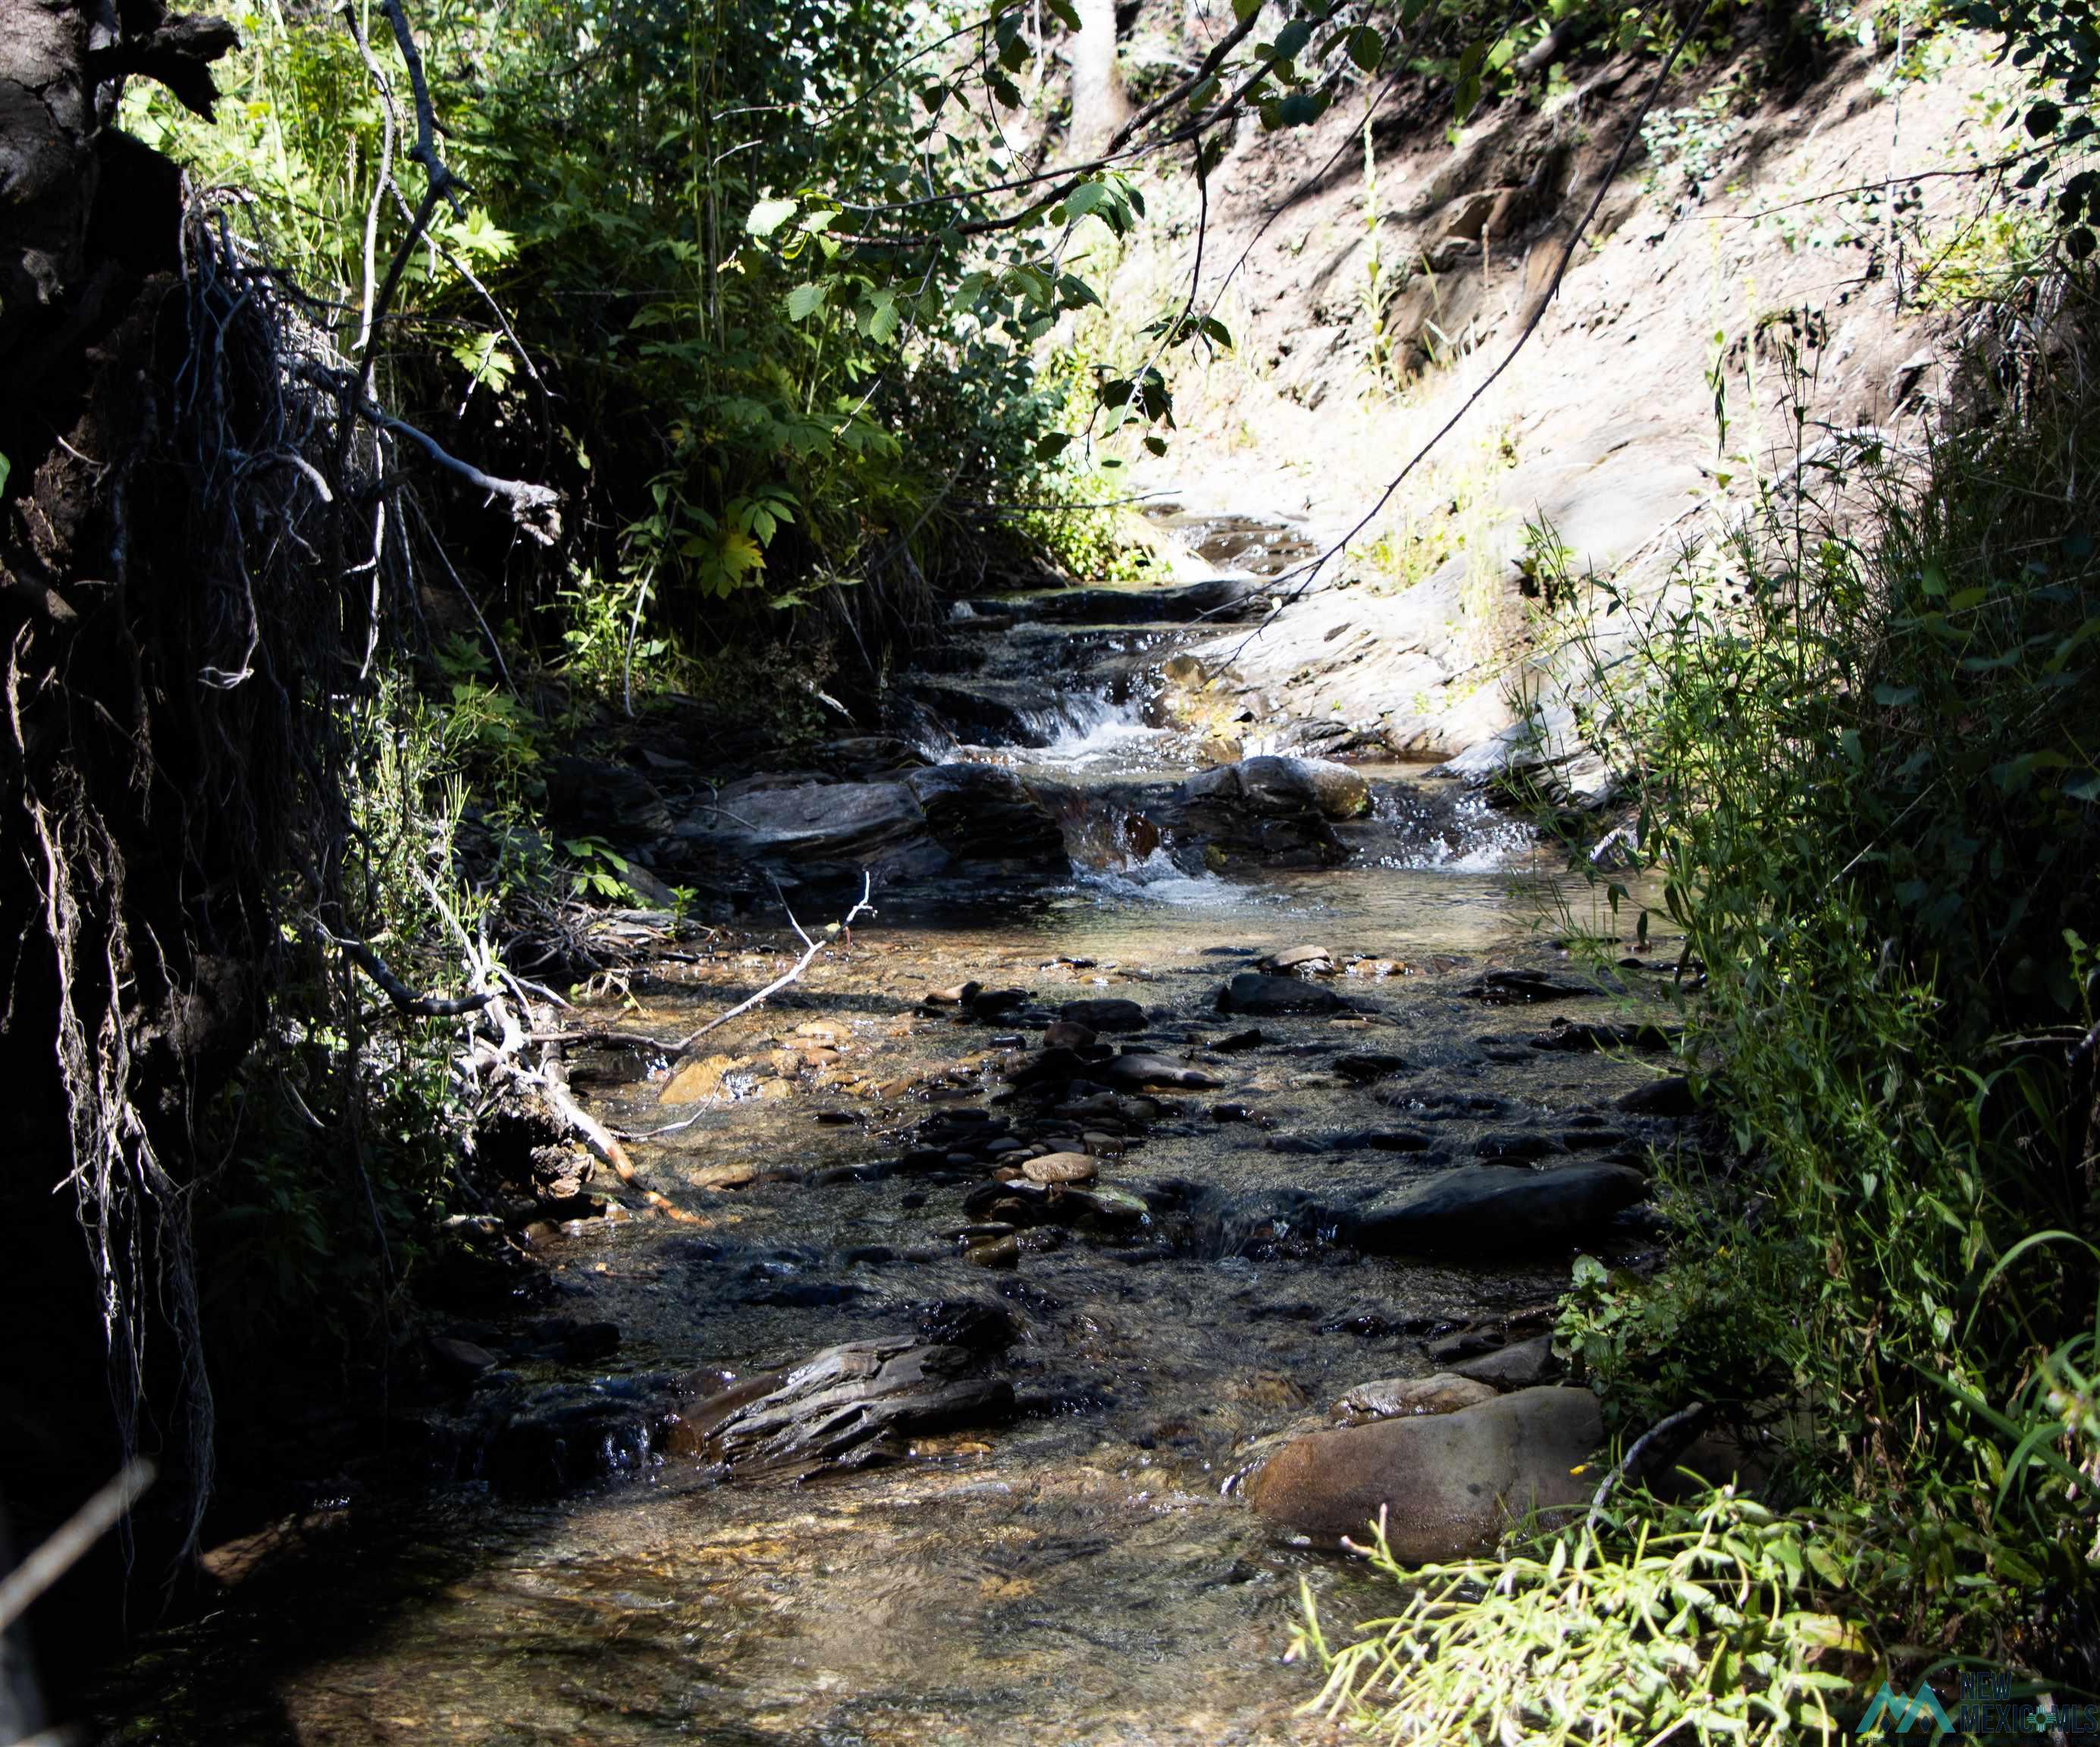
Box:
(670, 1336, 1013, 1474)
(1246, 1385, 1603, 1554)
(1216, 972, 1355, 1015)
(1343, 1161, 1649, 1255)
(977, 576, 1272, 625)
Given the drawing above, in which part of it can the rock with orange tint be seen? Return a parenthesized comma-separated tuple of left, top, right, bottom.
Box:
(1247, 1385, 1601, 1556)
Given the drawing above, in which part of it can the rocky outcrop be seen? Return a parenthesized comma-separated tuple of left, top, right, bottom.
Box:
(1344, 1161, 1648, 1255)
(1247, 1385, 1603, 1554)
(659, 762, 1067, 880)
(1169, 754, 1370, 867)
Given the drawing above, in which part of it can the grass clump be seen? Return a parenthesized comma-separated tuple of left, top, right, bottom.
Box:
(1296, 1498, 1862, 1745)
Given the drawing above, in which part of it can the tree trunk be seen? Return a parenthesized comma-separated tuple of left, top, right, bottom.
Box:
(1069, 0, 1129, 158)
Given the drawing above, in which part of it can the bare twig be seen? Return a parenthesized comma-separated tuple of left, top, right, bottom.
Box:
(672, 873, 875, 1052)
(0, 1460, 155, 1635)
(1588, 1400, 1711, 1529)
(325, 927, 494, 1017)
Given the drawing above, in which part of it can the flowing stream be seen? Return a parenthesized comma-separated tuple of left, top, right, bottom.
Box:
(100, 515, 1672, 1746)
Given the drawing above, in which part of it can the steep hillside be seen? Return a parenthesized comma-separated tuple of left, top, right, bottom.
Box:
(1077, 16, 2007, 799)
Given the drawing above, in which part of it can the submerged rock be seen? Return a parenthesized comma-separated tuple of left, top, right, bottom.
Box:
(671, 1336, 1013, 1473)
(1344, 1162, 1648, 1255)
(1216, 973, 1354, 1016)
(1247, 1385, 1603, 1554)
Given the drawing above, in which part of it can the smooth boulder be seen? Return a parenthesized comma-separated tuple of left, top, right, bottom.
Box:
(1345, 1162, 1647, 1255)
(1248, 1385, 1603, 1554)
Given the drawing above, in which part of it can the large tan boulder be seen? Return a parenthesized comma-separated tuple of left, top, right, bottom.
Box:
(1247, 1385, 1603, 1557)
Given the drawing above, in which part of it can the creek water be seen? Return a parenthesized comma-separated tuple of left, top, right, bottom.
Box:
(99, 517, 1671, 1746)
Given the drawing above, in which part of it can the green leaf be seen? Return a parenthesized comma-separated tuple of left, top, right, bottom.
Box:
(1270, 19, 1312, 61)
(747, 197, 799, 237)
(786, 281, 828, 321)
(1044, 0, 1080, 26)
(1346, 25, 1384, 71)
(989, 70, 1023, 107)
(1035, 431, 1075, 461)
(0, 453, 11, 497)
(1231, 0, 1264, 23)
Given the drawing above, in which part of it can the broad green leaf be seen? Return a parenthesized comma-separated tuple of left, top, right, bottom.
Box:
(748, 197, 799, 237)
(1231, 0, 1264, 24)
(786, 281, 828, 321)
(1346, 25, 1384, 70)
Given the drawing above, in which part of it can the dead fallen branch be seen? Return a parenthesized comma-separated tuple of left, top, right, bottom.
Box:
(0, 1460, 156, 1635)
(672, 872, 875, 1053)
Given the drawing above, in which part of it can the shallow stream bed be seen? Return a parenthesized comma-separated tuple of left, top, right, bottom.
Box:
(99, 532, 1677, 1746)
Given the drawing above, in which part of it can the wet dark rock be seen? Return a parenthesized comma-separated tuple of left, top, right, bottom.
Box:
(813, 734, 931, 778)
(1059, 997, 1147, 1032)
(1043, 1019, 1098, 1049)
(1265, 1135, 1323, 1155)
(1327, 1128, 1434, 1153)
(1247, 1387, 1603, 1554)
(428, 1335, 500, 1384)
(1216, 974, 1353, 1016)
(1212, 1027, 1267, 1052)
(1211, 1103, 1255, 1123)
(1099, 1052, 1221, 1090)
(674, 1337, 1014, 1473)
(1617, 1075, 1697, 1116)
(1426, 1329, 1507, 1364)
(1452, 1335, 1561, 1389)
(473, 1379, 672, 1498)
(1171, 757, 1364, 867)
(1334, 1052, 1409, 1083)
(1007, 1046, 1089, 1090)
(1475, 1132, 1562, 1160)
(1188, 755, 1370, 821)
(522, 1318, 622, 1364)
(1558, 1128, 1630, 1151)
(1344, 1162, 1650, 1255)
(1528, 1017, 1682, 1052)
(543, 754, 672, 837)
(982, 576, 1271, 625)
(967, 1234, 1021, 1269)
(968, 987, 1030, 1019)
(914, 1299, 1021, 1353)
(1454, 968, 1610, 1003)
